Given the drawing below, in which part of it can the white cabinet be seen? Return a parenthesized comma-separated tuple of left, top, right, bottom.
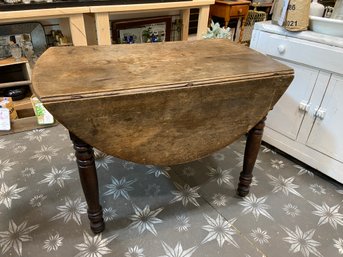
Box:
(306, 74, 343, 163)
(250, 22, 343, 183)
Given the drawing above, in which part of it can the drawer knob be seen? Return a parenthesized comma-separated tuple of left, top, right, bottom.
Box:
(277, 45, 286, 54)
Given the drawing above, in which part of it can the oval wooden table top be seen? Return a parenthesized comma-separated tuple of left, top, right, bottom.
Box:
(32, 39, 294, 165)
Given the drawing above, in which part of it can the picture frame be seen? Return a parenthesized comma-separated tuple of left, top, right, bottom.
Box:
(111, 16, 172, 44)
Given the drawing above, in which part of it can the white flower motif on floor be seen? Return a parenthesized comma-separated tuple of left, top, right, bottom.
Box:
(30, 194, 47, 208)
(251, 176, 258, 186)
(103, 176, 136, 200)
(283, 203, 301, 217)
(21, 167, 35, 178)
(309, 201, 343, 229)
(271, 159, 285, 169)
(213, 152, 225, 161)
(103, 207, 118, 222)
(0, 219, 39, 256)
(175, 215, 191, 232)
(145, 165, 171, 178)
(170, 183, 201, 207)
(24, 129, 50, 142)
(13, 145, 27, 154)
(0, 182, 26, 208)
(94, 149, 115, 170)
(261, 145, 276, 154)
(309, 184, 326, 195)
(122, 161, 136, 170)
(234, 151, 263, 170)
(129, 205, 163, 236)
(207, 167, 234, 187)
(0, 138, 11, 149)
(181, 167, 196, 177)
(294, 165, 314, 177)
(30, 145, 60, 162)
(250, 227, 271, 245)
(58, 133, 69, 141)
(0, 159, 17, 179)
(74, 231, 117, 257)
(333, 238, 343, 255)
(201, 214, 239, 248)
(211, 193, 227, 207)
(67, 152, 76, 162)
(39, 166, 75, 188)
(267, 174, 303, 198)
(125, 245, 145, 257)
(282, 226, 323, 257)
(50, 197, 87, 225)
(43, 233, 63, 252)
(239, 194, 274, 221)
(159, 241, 197, 257)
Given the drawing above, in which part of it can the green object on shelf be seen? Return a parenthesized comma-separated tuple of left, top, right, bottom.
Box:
(31, 96, 54, 125)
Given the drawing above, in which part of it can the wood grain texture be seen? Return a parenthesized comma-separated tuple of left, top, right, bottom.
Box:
(94, 12, 111, 46)
(32, 39, 293, 165)
(69, 14, 88, 46)
(181, 9, 190, 41)
(197, 6, 210, 39)
(89, 0, 214, 13)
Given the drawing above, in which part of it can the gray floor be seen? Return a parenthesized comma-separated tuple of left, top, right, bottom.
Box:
(0, 124, 342, 257)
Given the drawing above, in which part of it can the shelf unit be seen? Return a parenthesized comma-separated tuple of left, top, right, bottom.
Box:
(0, 2, 213, 46)
(0, 57, 32, 107)
(89, 0, 213, 45)
(0, 57, 56, 135)
(0, 7, 89, 46)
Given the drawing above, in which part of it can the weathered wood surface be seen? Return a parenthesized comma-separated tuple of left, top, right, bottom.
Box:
(32, 39, 293, 165)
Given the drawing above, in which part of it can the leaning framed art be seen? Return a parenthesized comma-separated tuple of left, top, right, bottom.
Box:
(111, 16, 172, 44)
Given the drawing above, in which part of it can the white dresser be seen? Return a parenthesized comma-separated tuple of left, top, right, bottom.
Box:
(250, 21, 343, 184)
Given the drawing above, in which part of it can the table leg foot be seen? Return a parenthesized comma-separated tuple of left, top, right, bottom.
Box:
(88, 208, 105, 234)
(70, 132, 105, 234)
(237, 117, 266, 197)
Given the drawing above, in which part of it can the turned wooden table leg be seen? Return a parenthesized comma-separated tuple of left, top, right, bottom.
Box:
(237, 117, 266, 197)
(69, 132, 105, 234)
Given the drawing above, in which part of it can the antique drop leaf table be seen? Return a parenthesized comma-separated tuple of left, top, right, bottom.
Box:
(32, 39, 294, 233)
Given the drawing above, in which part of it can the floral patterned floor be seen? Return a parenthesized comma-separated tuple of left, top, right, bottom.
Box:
(0, 125, 343, 257)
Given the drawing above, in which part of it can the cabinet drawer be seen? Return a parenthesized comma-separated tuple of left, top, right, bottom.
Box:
(254, 31, 343, 75)
(230, 5, 249, 17)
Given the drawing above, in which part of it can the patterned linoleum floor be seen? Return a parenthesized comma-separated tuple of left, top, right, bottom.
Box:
(0, 124, 343, 257)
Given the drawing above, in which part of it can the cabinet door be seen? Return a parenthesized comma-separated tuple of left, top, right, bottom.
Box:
(306, 74, 343, 163)
(265, 59, 319, 140)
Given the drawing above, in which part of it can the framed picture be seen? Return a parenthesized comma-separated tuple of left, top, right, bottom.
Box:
(111, 16, 172, 44)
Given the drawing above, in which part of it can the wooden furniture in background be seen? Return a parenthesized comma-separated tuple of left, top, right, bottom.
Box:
(0, 0, 214, 45)
(0, 7, 89, 46)
(250, 2, 272, 19)
(32, 39, 293, 233)
(209, 0, 251, 41)
(90, 0, 214, 44)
